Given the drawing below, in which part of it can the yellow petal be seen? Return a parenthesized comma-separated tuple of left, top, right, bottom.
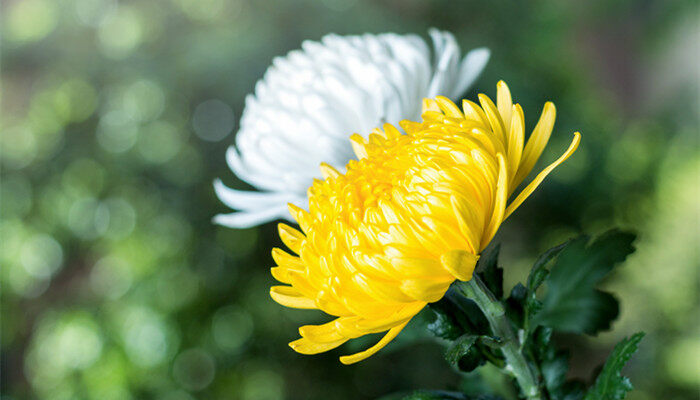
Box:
(271, 266, 295, 283)
(299, 320, 346, 343)
(440, 249, 479, 281)
(271, 247, 304, 269)
(399, 120, 422, 134)
(319, 163, 341, 179)
(278, 223, 305, 254)
(449, 195, 480, 253)
(339, 321, 409, 365)
(506, 104, 525, 187)
(352, 272, 413, 303)
(421, 98, 441, 114)
(315, 290, 352, 317)
(497, 80, 513, 130)
(504, 132, 581, 219)
(349, 134, 368, 159)
(354, 302, 426, 332)
(399, 277, 453, 302)
(391, 257, 445, 278)
(514, 102, 556, 186)
(481, 153, 508, 251)
(290, 337, 347, 354)
(478, 93, 507, 150)
(435, 96, 464, 118)
(382, 123, 402, 139)
(287, 203, 311, 233)
(270, 286, 317, 309)
(462, 99, 489, 126)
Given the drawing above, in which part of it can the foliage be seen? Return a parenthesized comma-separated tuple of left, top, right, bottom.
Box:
(530, 230, 635, 334)
(416, 231, 643, 400)
(585, 333, 645, 400)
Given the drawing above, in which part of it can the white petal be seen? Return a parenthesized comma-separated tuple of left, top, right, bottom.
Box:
(215, 30, 491, 227)
(452, 47, 491, 99)
(213, 179, 299, 211)
(213, 205, 293, 229)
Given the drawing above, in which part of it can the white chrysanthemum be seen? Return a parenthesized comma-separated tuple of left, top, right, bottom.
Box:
(214, 29, 490, 228)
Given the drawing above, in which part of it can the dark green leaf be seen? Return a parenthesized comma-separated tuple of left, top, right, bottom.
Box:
(477, 244, 503, 299)
(399, 391, 502, 400)
(445, 334, 486, 372)
(559, 381, 585, 400)
(531, 326, 554, 360)
(445, 335, 479, 365)
(584, 332, 645, 400)
(528, 326, 584, 400)
(531, 230, 635, 334)
(401, 390, 469, 400)
(505, 283, 527, 328)
(527, 241, 569, 291)
(428, 288, 490, 341)
(542, 352, 569, 395)
(428, 301, 465, 341)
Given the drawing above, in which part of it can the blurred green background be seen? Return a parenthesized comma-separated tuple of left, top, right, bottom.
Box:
(1, 0, 698, 399)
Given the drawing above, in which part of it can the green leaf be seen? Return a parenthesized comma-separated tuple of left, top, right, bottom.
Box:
(428, 301, 465, 341)
(399, 391, 503, 400)
(445, 334, 479, 364)
(445, 334, 485, 372)
(527, 241, 568, 291)
(558, 382, 585, 400)
(505, 283, 527, 328)
(401, 390, 469, 400)
(527, 326, 588, 400)
(530, 326, 571, 398)
(531, 230, 635, 334)
(584, 332, 645, 400)
(477, 244, 503, 299)
(428, 289, 490, 341)
(541, 352, 570, 395)
(531, 325, 554, 360)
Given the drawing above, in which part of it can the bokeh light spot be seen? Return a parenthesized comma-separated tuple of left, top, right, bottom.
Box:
(21, 234, 63, 279)
(62, 158, 106, 196)
(102, 197, 137, 239)
(173, 0, 236, 21)
(242, 368, 284, 400)
(90, 256, 133, 299)
(5, 0, 58, 43)
(172, 349, 216, 391)
(1, 125, 38, 169)
(57, 79, 99, 123)
(7, 259, 50, 298)
(74, 0, 117, 27)
(122, 307, 173, 367)
(97, 6, 143, 59)
(67, 197, 109, 239)
(161, 145, 205, 187)
(1, 174, 33, 218)
(156, 266, 199, 311)
(31, 313, 104, 373)
(137, 121, 185, 164)
(192, 99, 235, 142)
(123, 80, 166, 122)
(212, 306, 253, 353)
(97, 111, 140, 153)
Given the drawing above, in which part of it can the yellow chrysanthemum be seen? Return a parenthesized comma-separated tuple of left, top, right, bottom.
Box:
(270, 81, 581, 364)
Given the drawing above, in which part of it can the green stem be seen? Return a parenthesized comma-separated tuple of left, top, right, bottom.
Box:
(456, 275, 543, 400)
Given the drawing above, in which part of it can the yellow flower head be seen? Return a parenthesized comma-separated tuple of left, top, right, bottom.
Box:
(270, 81, 580, 364)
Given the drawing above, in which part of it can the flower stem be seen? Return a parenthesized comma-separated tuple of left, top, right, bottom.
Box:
(456, 275, 543, 400)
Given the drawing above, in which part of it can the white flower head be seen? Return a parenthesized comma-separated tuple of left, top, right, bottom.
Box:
(214, 29, 490, 228)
